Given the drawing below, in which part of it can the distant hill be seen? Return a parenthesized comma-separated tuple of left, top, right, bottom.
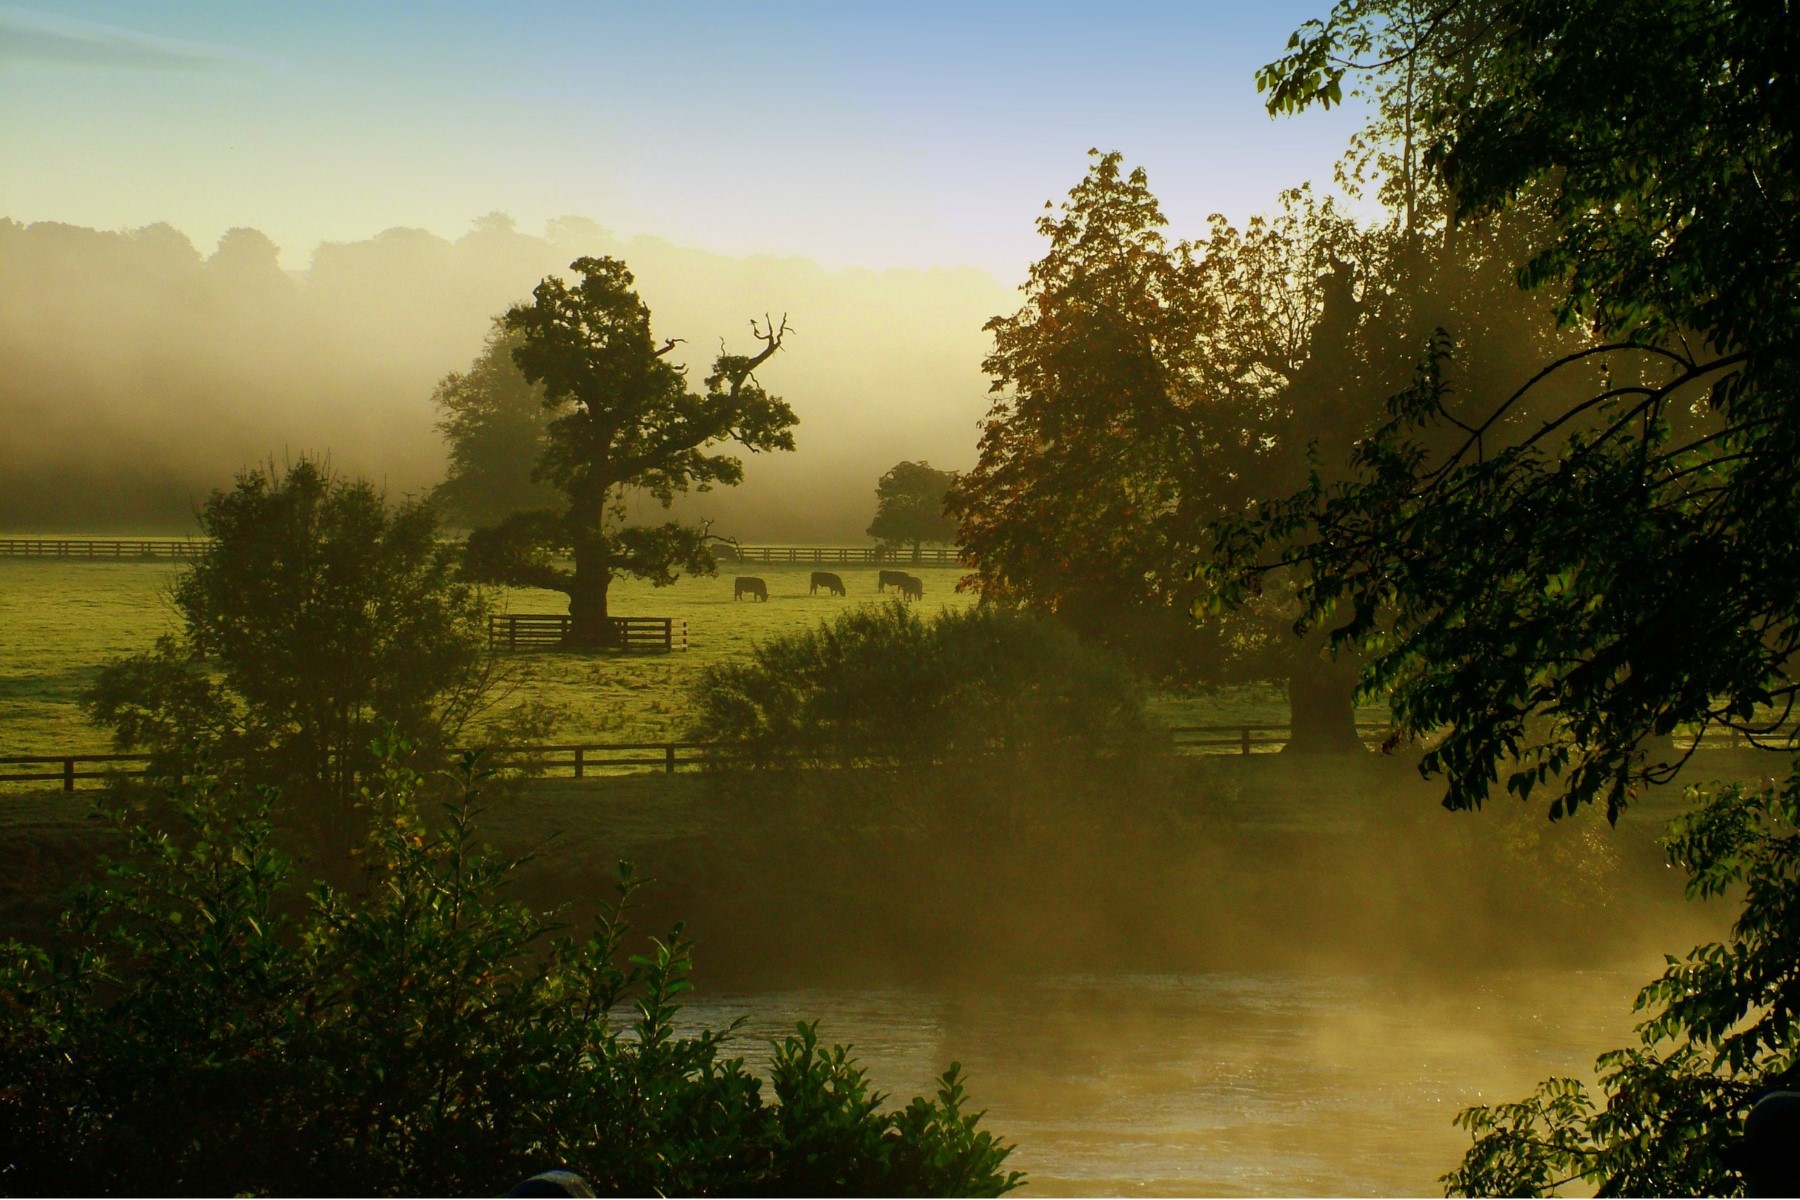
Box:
(0, 213, 1009, 539)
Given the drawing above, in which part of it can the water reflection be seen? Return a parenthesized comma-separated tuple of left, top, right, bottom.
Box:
(680, 968, 1646, 1196)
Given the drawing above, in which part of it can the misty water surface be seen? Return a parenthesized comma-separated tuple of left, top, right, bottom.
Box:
(681, 968, 1645, 1196)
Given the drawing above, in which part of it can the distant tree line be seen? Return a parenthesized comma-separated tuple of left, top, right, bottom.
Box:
(0, 214, 577, 529)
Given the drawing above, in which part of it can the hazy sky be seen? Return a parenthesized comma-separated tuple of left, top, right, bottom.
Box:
(2, 1, 1364, 281)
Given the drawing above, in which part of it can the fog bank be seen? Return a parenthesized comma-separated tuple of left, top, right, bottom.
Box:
(0, 214, 1010, 539)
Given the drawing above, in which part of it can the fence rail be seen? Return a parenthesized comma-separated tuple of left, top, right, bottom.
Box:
(1170, 722, 1394, 755)
(9, 722, 1787, 792)
(718, 545, 961, 567)
(1, 538, 965, 567)
(488, 614, 687, 652)
(0, 538, 203, 560)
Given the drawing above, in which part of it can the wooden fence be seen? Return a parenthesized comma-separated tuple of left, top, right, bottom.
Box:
(9, 722, 1787, 792)
(489, 614, 687, 652)
(718, 545, 961, 567)
(0, 538, 203, 560)
(1, 538, 963, 567)
(1172, 722, 1394, 755)
(0, 743, 719, 790)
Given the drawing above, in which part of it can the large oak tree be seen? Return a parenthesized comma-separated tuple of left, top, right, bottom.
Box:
(462, 257, 796, 645)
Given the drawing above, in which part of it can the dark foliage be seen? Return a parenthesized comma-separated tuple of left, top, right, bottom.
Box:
(1230, 0, 1800, 820)
(0, 751, 1022, 1197)
(688, 601, 1148, 770)
(1239, 2, 1800, 1191)
(81, 458, 492, 860)
(867, 461, 959, 556)
(1443, 775, 1800, 1196)
(460, 257, 797, 645)
(431, 318, 565, 529)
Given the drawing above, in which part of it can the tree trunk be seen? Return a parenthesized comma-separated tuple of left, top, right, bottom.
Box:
(566, 536, 615, 648)
(1285, 653, 1365, 755)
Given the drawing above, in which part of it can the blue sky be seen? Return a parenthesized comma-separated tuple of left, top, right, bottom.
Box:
(1, 1, 1365, 279)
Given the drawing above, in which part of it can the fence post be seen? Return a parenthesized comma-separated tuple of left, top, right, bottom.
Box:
(1241, 728, 1252, 756)
(573, 747, 585, 779)
(665, 744, 676, 774)
(663, 619, 672, 650)
(64, 758, 75, 792)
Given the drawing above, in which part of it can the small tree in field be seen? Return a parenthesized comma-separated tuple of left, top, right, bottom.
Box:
(867, 460, 959, 561)
(462, 256, 797, 646)
(83, 457, 490, 861)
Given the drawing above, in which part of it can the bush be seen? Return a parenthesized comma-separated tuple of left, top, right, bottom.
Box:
(690, 601, 1149, 769)
(1444, 772, 1800, 1196)
(82, 458, 498, 863)
(0, 747, 1022, 1197)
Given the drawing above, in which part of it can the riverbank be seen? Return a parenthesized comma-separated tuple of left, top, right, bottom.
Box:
(0, 751, 1737, 986)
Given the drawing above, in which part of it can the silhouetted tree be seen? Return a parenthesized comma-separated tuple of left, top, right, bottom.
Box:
(429, 318, 563, 528)
(461, 257, 796, 646)
(1239, 0, 1794, 816)
(952, 149, 1581, 748)
(948, 153, 1390, 744)
(82, 457, 490, 863)
(1240, 4, 1800, 1181)
(867, 460, 958, 561)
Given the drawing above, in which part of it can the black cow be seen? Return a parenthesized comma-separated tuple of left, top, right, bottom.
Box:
(734, 576, 768, 601)
(877, 569, 909, 593)
(810, 571, 846, 596)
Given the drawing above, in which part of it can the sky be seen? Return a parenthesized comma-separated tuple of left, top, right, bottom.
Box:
(0, 0, 1367, 282)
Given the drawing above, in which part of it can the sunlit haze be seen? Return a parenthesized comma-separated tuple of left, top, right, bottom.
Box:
(1, 1, 1368, 537)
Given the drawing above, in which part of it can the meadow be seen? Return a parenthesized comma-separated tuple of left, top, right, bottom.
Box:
(0, 556, 1307, 759)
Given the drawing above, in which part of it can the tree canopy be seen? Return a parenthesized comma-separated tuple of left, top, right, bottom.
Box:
(867, 460, 959, 556)
(461, 256, 797, 645)
(1233, 5, 1800, 1186)
(946, 148, 1573, 753)
(1222, 0, 1799, 819)
(82, 457, 491, 861)
(947, 154, 1354, 678)
(430, 318, 563, 528)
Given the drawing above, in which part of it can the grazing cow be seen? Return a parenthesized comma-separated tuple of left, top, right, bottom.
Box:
(897, 573, 924, 601)
(878, 569, 909, 593)
(810, 571, 846, 596)
(734, 576, 768, 601)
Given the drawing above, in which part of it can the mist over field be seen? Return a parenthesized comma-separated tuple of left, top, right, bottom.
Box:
(0, 213, 1008, 538)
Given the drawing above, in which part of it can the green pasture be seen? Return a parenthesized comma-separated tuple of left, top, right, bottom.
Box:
(0, 557, 1316, 760)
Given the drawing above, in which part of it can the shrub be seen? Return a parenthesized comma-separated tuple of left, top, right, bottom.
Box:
(81, 458, 497, 863)
(0, 747, 1022, 1197)
(689, 601, 1149, 769)
(1444, 773, 1800, 1196)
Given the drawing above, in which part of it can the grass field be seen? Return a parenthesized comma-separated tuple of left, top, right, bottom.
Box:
(1, 557, 1318, 759)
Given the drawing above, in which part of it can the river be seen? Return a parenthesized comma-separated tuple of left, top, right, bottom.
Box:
(682, 966, 1649, 1195)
